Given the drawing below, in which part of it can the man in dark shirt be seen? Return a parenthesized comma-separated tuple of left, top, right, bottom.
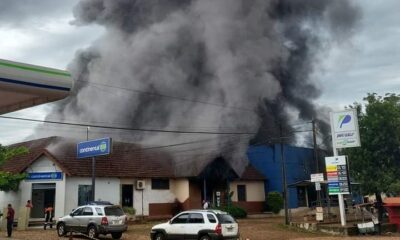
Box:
(6, 204, 15, 237)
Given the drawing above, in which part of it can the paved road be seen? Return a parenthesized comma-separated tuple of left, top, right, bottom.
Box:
(4, 217, 400, 239)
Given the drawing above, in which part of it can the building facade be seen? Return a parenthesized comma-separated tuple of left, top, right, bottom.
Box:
(0, 137, 265, 219)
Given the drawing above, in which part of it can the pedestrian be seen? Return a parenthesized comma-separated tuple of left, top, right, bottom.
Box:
(6, 203, 15, 238)
(25, 200, 33, 208)
(202, 200, 209, 209)
(44, 204, 54, 230)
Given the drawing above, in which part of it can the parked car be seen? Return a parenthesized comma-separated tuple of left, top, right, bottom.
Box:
(56, 204, 128, 239)
(150, 209, 239, 240)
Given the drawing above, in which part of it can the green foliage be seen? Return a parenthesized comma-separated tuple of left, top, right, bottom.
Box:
(343, 93, 400, 195)
(122, 207, 136, 215)
(388, 181, 400, 196)
(0, 145, 29, 192)
(266, 191, 283, 214)
(217, 205, 247, 218)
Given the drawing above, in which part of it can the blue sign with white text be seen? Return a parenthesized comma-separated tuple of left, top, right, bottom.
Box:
(77, 138, 112, 159)
(27, 172, 63, 181)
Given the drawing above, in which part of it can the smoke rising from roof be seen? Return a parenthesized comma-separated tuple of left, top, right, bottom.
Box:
(38, 0, 360, 176)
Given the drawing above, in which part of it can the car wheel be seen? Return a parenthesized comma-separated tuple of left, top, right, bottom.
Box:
(87, 225, 98, 239)
(200, 235, 211, 240)
(111, 232, 123, 239)
(57, 222, 66, 237)
(154, 232, 165, 240)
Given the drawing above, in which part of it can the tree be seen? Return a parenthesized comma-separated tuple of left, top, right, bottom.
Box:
(343, 93, 400, 229)
(343, 93, 400, 195)
(0, 145, 28, 191)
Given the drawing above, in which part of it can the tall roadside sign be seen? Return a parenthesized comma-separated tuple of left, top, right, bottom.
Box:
(330, 109, 361, 149)
(329, 109, 360, 227)
(77, 137, 112, 202)
(325, 156, 350, 195)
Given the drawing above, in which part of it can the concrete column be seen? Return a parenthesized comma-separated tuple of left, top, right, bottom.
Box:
(17, 207, 30, 230)
(1, 207, 7, 231)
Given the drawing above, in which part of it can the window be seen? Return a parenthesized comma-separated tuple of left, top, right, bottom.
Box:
(171, 213, 189, 224)
(82, 207, 93, 216)
(78, 185, 92, 206)
(189, 213, 204, 223)
(151, 179, 170, 190)
(237, 185, 247, 202)
(95, 208, 103, 216)
(72, 207, 83, 216)
(105, 206, 124, 216)
(217, 214, 236, 224)
(207, 214, 217, 223)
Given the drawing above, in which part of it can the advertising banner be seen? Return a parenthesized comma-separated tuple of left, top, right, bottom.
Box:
(325, 156, 350, 195)
(77, 138, 112, 159)
(330, 109, 361, 148)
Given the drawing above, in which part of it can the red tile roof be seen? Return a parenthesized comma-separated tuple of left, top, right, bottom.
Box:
(240, 165, 266, 180)
(2, 136, 265, 180)
(3, 136, 175, 178)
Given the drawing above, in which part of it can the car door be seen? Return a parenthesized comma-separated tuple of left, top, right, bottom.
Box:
(79, 207, 95, 231)
(167, 213, 189, 240)
(67, 207, 83, 232)
(185, 213, 205, 240)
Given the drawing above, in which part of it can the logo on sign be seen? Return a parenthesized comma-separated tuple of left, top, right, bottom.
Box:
(338, 114, 351, 128)
(100, 141, 107, 152)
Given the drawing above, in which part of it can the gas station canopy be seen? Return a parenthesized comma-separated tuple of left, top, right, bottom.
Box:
(0, 59, 73, 114)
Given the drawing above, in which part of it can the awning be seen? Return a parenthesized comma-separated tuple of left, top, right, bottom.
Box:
(0, 59, 73, 114)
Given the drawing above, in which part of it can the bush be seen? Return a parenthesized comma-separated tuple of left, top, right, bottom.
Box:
(266, 191, 283, 214)
(217, 205, 247, 219)
(122, 207, 136, 215)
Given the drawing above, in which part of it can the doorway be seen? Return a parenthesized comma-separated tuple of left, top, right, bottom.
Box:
(31, 183, 56, 218)
(121, 184, 133, 207)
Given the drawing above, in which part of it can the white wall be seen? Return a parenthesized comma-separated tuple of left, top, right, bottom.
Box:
(230, 181, 265, 202)
(0, 191, 20, 216)
(20, 155, 65, 219)
(133, 178, 176, 216)
(64, 177, 120, 215)
(171, 179, 189, 202)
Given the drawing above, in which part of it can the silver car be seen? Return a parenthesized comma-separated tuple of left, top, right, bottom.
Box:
(56, 204, 128, 239)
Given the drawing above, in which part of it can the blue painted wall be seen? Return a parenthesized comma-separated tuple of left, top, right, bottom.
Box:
(247, 144, 314, 208)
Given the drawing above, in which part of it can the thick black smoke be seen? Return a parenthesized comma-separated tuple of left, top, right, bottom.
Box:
(41, 0, 360, 176)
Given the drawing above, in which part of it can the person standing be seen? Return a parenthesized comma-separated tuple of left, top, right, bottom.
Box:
(44, 204, 54, 230)
(6, 204, 15, 238)
(25, 200, 33, 209)
(202, 200, 209, 209)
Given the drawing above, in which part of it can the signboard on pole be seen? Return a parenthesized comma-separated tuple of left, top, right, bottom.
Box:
(311, 173, 324, 182)
(330, 109, 361, 148)
(77, 138, 112, 158)
(325, 156, 350, 195)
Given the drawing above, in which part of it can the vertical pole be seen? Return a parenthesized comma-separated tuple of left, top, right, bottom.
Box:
(312, 119, 319, 172)
(87, 126, 95, 202)
(203, 178, 207, 202)
(333, 146, 346, 226)
(280, 124, 289, 225)
(141, 189, 144, 219)
(92, 157, 96, 201)
(312, 120, 322, 207)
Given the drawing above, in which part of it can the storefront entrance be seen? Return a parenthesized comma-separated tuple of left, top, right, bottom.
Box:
(31, 183, 56, 218)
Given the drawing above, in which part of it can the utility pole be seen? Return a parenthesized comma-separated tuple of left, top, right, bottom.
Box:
(312, 120, 322, 207)
(280, 124, 289, 225)
(312, 119, 319, 172)
(87, 126, 96, 202)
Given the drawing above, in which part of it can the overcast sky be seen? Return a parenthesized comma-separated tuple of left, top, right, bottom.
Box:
(1, 0, 400, 145)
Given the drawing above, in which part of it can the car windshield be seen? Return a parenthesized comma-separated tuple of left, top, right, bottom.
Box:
(105, 206, 124, 216)
(217, 214, 236, 224)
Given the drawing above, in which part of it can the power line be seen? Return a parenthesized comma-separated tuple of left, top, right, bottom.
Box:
(77, 79, 257, 113)
(0, 115, 257, 135)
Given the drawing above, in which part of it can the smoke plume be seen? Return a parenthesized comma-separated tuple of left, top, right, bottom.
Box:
(39, 0, 360, 176)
